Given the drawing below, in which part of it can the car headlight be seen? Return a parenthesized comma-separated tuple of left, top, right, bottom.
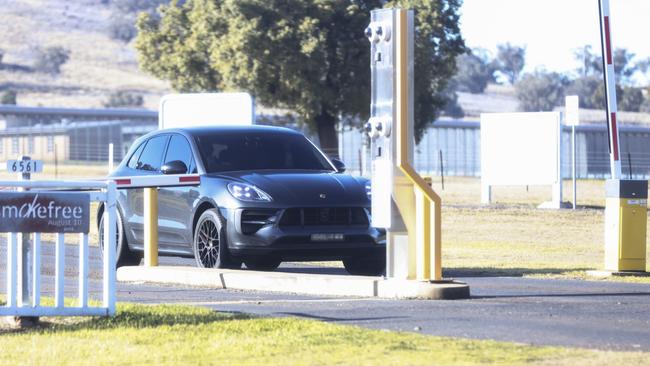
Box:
(227, 183, 272, 202)
(365, 181, 372, 200)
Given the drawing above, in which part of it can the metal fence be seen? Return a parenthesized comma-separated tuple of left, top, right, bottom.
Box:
(339, 120, 650, 179)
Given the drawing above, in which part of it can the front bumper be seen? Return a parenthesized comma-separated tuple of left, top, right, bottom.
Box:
(222, 207, 386, 261)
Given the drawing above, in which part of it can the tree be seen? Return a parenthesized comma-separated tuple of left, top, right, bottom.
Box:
(619, 86, 644, 112)
(441, 80, 464, 118)
(108, 0, 168, 43)
(515, 71, 567, 112)
(640, 97, 650, 113)
(1, 90, 17, 105)
(34, 46, 70, 74)
(104, 91, 144, 108)
(566, 76, 603, 109)
(572, 45, 638, 84)
(135, 0, 465, 150)
(453, 49, 496, 94)
(495, 43, 525, 84)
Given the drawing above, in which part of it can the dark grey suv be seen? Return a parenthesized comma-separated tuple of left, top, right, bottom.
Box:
(98, 126, 385, 275)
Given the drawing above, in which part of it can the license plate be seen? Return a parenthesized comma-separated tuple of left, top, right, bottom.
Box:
(310, 233, 345, 242)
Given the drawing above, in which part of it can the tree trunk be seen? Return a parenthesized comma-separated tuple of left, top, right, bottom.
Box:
(315, 111, 338, 158)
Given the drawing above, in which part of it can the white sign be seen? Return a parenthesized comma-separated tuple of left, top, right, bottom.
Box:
(565, 95, 580, 126)
(481, 112, 560, 186)
(159, 93, 255, 129)
(6, 160, 43, 174)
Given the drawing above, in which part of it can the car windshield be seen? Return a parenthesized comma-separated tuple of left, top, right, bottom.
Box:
(195, 132, 335, 173)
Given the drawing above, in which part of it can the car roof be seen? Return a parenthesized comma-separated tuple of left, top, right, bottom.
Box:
(159, 125, 302, 137)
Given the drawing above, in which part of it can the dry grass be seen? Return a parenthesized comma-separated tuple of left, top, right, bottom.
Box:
(0, 0, 169, 109)
(428, 177, 650, 281)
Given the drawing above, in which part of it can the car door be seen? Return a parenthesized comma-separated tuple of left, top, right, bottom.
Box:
(122, 134, 170, 250)
(157, 134, 198, 254)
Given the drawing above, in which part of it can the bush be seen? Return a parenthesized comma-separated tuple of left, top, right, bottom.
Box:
(108, 16, 138, 43)
(34, 46, 70, 74)
(566, 76, 603, 109)
(640, 98, 650, 114)
(441, 81, 464, 118)
(0, 90, 17, 105)
(619, 87, 644, 112)
(0, 49, 4, 64)
(453, 50, 496, 94)
(104, 91, 144, 108)
(515, 71, 567, 112)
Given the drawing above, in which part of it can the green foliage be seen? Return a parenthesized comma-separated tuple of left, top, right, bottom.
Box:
(108, 0, 167, 43)
(573, 45, 639, 84)
(103, 90, 144, 108)
(619, 86, 644, 112)
(34, 46, 70, 74)
(515, 71, 567, 112)
(108, 16, 138, 42)
(0, 49, 4, 64)
(566, 76, 603, 109)
(442, 82, 464, 118)
(0, 90, 17, 105)
(453, 49, 495, 94)
(135, 0, 465, 147)
(495, 43, 525, 84)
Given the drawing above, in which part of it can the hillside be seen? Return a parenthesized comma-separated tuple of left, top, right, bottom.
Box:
(0, 0, 170, 109)
(457, 84, 650, 125)
(1, 1, 649, 127)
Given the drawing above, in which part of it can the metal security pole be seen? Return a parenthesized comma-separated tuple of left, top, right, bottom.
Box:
(15, 155, 38, 325)
(565, 96, 579, 210)
(572, 125, 576, 209)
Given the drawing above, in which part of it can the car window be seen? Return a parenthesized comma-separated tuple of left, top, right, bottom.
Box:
(136, 135, 169, 172)
(195, 132, 334, 173)
(163, 134, 193, 173)
(127, 142, 146, 169)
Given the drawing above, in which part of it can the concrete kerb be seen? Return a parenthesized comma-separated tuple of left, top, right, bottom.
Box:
(117, 266, 470, 300)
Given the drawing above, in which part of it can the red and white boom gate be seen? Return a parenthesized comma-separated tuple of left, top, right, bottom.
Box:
(113, 174, 201, 266)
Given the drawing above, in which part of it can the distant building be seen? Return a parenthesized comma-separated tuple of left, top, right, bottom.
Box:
(0, 105, 157, 162)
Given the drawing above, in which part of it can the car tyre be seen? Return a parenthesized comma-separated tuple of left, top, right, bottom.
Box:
(193, 209, 240, 269)
(99, 210, 142, 268)
(343, 256, 386, 276)
(244, 258, 281, 271)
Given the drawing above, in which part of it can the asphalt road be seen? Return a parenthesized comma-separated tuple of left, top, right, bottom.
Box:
(2, 241, 650, 351)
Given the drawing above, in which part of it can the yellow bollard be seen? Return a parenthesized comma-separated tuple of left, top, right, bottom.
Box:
(144, 187, 158, 266)
(604, 179, 647, 272)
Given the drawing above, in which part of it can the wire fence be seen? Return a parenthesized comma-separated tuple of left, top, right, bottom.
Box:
(339, 120, 650, 180)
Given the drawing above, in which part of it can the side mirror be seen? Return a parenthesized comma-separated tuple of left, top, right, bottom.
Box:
(331, 158, 346, 173)
(161, 160, 188, 175)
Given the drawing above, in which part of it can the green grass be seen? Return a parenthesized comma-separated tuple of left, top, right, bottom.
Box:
(1, 302, 648, 366)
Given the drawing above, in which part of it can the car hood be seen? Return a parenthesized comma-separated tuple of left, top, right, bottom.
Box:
(207, 170, 369, 206)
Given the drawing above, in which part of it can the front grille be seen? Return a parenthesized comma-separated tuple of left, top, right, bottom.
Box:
(240, 209, 279, 234)
(279, 207, 369, 228)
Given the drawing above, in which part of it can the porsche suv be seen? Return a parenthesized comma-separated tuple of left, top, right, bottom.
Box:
(98, 126, 385, 275)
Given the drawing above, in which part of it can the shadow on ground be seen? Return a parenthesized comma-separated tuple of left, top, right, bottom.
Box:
(444, 267, 592, 278)
(0, 304, 253, 335)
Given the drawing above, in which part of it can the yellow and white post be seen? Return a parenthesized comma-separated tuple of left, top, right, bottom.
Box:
(365, 8, 443, 281)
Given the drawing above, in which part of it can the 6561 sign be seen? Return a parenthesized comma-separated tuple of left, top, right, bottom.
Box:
(7, 160, 43, 173)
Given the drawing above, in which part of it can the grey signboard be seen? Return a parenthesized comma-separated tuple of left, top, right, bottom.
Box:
(0, 192, 90, 233)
